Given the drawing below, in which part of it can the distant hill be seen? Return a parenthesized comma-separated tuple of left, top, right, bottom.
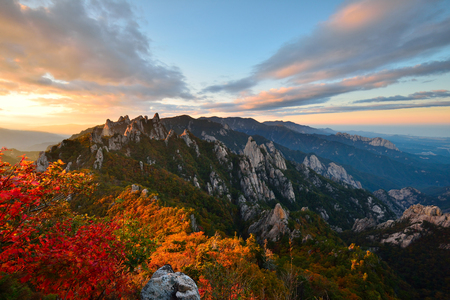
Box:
(0, 128, 66, 151)
(1, 148, 41, 164)
(263, 120, 335, 135)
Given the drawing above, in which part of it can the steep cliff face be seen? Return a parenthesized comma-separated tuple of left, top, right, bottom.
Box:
(336, 132, 399, 151)
(302, 155, 362, 189)
(239, 137, 294, 205)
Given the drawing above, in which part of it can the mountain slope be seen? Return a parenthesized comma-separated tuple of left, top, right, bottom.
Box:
(203, 117, 450, 191)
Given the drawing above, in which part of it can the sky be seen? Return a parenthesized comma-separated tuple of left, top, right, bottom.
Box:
(0, 0, 450, 136)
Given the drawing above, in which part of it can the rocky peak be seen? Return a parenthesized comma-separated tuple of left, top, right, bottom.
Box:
(365, 204, 450, 248)
(248, 203, 290, 242)
(244, 137, 265, 169)
(303, 155, 361, 189)
(336, 132, 399, 150)
(180, 130, 200, 157)
(401, 204, 449, 226)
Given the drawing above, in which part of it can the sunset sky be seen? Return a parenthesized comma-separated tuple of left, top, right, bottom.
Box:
(1, 0, 450, 136)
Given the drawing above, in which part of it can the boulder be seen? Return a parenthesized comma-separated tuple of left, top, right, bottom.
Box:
(141, 265, 200, 300)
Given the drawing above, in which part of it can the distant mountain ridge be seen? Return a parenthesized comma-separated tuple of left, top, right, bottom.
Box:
(36, 113, 397, 231)
(202, 116, 450, 191)
(0, 127, 66, 151)
(263, 120, 335, 135)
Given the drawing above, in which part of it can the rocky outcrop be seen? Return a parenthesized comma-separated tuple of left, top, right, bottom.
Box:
(373, 189, 405, 218)
(239, 138, 294, 203)
(93, 148, 104, 170)
(180, 130, 200, 157)
(388, 187, 425, 208)
(238, 159, 275, 202)
(302, 155, 362, 189)
(248, 204, 290, 242)
(336, 132, 399, 150)
(90, 114, 169, 153)
(372, 204, 450, 248)
(352, 217, 377, 232)
(141, 264, 200, 300)
(244, 137, 265, 169)
(36, 152, 49, 172)
(207, 171, 229, 197)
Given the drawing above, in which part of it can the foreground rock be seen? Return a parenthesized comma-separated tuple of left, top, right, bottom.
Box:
(141, 264, 200, 300)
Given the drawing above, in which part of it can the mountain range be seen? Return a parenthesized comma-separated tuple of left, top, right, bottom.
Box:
(5, 113, 450, 298)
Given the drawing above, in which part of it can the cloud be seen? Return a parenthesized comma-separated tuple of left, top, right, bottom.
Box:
(354, 90, 450, 103)
(282, 101, 450, 116)
(201, 77, 257, 94)
(0, 0, 192, 111)
(203, 0, 450, 95)
(255, 0, 450, 84)
(205, 60, 450, 112)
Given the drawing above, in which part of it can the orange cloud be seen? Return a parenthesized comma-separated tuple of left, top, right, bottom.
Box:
(0, 0, 191, 114)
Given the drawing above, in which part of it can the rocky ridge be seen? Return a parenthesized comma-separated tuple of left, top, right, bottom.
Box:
(353, 204, 450, 247)
(336, 132, 399, 150)
(37, 113, 396, 236)
(302, 155, 362, 189)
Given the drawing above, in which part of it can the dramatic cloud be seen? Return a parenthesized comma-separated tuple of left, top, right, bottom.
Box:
(255, 0, 450, 84)
(202, 0, 450, 114)
(354, 90, 450, 103)
(0, 0, 192, 110)
(206, 60, 450, 112)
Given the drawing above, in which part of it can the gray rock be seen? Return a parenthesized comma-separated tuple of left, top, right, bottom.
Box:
(248, 203, 290, 242)
(141, 264, 200, 300)
(93, 148, 103, 170)
(36, 152, 49, 172)
(336, 132, 399, 150)
(352, 217, 377, 232)
(180, 130, 200, 157)
(302, 155, 362, 189)
(131, 184, 140, 193)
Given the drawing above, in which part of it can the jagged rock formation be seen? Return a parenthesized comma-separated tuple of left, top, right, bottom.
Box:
(93, 114, 168, 149)
(248, 204, 290, 242)
(336, 132, 399, 150)
(239, 137, 294, 204)
(141, 264, 200, 300)
(359, 204, 450, 248)
(302, 155, 362, 189)
(37, 113, 396, 232)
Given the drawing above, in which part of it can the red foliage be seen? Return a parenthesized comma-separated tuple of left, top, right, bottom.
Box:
(0, 150, 132, 299)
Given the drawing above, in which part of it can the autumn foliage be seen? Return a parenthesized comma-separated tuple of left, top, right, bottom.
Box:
(0, 150, 132, 299)
(0, 150, 408, 299)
